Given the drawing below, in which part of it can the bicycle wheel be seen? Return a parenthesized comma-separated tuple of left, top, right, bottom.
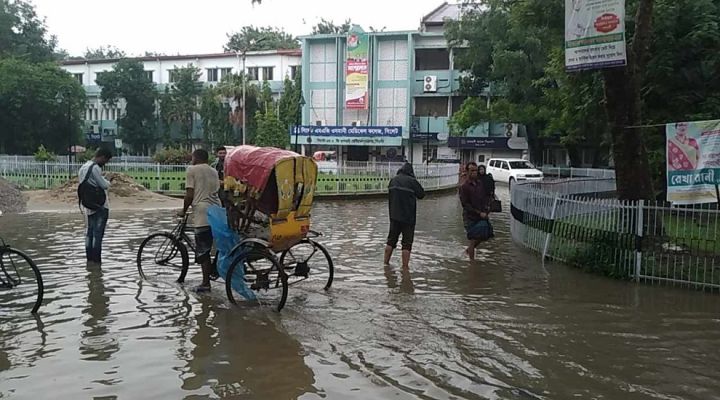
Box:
(225, 246, 288, 312)
(280, 239, 334, 290)
(0, 248, 43, 314)
(137, 233, 189, 283)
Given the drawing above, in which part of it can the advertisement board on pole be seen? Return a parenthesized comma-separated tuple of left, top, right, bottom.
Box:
(565, 0, 627, 72)
(666, 120, 720, 204)
(345, 27, 369, 110)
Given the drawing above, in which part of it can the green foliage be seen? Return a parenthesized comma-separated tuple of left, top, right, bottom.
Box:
(75, 148, 96, 163)
(152, 147, 191, 165)
(33, 145, 57, 161)
(82, 45, 126, 60)
(312, 18, 353, 34)
(159, 65, 203, 148)
(0, 58, 86, 154)
(218, 73, 261, 144)
(278, 71, 302, 132)
(254, 108, 289, 149)
(96, 58, 157, 153)
(0, 0, 58, 62)
(224, 26, 299, 52)
(200, 86, 235, 147)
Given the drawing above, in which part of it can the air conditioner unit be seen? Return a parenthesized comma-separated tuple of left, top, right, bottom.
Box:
(315, 120, 326, 126)
(423, 75, 438, 93)
(352, 120, 365, 127)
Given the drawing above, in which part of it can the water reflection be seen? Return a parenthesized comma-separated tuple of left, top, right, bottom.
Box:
(80, 263, 119, 361)
(384, 265, 415, 294)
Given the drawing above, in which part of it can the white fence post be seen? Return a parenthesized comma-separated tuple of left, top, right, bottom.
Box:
(43, 161, 48, 189)
(635, 199, 644, 281)
(156, 163, 161, 192)
(542, 195, 560, 260)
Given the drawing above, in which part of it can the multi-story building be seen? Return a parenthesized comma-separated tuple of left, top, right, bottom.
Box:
(60, 50, 302, 147)
(295, 2, 528, 164)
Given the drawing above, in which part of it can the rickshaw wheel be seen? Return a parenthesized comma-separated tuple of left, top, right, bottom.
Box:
(137, 233, 189, 283)
(279, 239, 334, 290)
(225, 245, 288, 312)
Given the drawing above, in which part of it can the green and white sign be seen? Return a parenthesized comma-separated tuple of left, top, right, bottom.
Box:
(565, 0, 627, 71)
(666, 119, 720, 204)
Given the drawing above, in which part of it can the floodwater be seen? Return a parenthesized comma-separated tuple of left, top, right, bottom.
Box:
(2, 189, 720, 399)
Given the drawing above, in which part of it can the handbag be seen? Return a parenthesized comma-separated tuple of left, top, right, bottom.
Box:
(489, 199, 502, 213)
(466, 219, 494, 241)
(77, 163, 107, 210)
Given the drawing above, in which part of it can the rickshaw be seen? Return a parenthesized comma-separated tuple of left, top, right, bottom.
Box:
(136, 146, 334, 311)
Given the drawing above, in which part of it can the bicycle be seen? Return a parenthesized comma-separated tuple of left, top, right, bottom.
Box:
(136, 213, 290, 310)
(0, 229, 44, 314)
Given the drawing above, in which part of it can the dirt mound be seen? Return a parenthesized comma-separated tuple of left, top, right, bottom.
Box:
(52, 172, 148, 198)
(0, 178, 27, 214)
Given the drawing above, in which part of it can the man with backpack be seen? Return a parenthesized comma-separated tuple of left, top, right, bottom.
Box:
(78, 148, 113, 264)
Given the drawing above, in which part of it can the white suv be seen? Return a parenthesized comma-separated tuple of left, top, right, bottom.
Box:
(486, 158, 543, 186)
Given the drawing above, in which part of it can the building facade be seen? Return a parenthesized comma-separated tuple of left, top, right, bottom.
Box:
(295, 2, 528, 164)
(60, 50, 302, 148)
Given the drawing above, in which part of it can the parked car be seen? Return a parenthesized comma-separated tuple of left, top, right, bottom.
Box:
(487, 158, 543, 186)
(313, 151, 338, 175)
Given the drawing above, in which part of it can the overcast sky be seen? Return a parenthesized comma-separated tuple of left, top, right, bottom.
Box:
(32, 0, 445, 56)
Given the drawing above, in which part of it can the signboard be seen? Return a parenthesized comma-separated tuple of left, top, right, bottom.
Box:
(666, 120, 720, 204)
(291, 126, 402, 146)
(345, 27, 369, 109)
(565, 0, 627, 72)
(437, 147, 458, 160)
(448, 136, 528, 150)
(410, 132, 451, 142)
(114, 139, 123, 149)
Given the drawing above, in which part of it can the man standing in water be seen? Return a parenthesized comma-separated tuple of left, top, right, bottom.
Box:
(78, 148, 113, 264)
(384, 163, 425, 269)
(459, 162, 493, 260)
(180, 149, 221, 292)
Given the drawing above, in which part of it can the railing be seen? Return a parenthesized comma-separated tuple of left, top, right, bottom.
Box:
(511, 169, 720, 291)
(0, 155, 154, 164)
(0, 160, 458, 197)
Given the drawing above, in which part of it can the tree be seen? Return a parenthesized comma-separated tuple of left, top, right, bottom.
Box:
(0, 0, 58, 62)
(0, 58, 85, 154)
(159, 66, 203, 148)
(218, 73, 261, 144)
(224, 26, 299, 52)
(278, 71, 302, 132)
(83, 45, 126, 60)
(312, 18, 352, 34)
(199, 86, 235, 147)
(254, 108, 289, 149)
(95, 59, 157, 153)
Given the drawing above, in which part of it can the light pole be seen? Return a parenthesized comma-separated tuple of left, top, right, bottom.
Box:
(294, 93, 306, 153)
(55, 92, 72, 180)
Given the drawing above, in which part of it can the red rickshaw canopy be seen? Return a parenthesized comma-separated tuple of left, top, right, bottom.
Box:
(224, 145, 302, 192)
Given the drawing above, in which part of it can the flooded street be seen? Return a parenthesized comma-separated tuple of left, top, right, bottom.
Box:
(2, 189, 720, 399)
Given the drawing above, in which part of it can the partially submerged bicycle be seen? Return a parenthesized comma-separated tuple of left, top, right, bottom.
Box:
(0, 224, 44, 314)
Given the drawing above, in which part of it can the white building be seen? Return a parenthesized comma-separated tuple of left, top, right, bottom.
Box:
(60, 50, 302, 145)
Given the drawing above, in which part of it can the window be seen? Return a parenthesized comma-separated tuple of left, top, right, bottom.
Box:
(220, 68, 233, 80)
(415, 48, 450, 70)
(377, 40, 409, 81)
(501, 161, 510, 170)
(375, 88, 407, 126)
(247, 67, 259, 81)
(206, 68, 219, 82)
(169, 69, 179, 83)
(309, 42, 337, 83)
(145, 70, 154, 82)
(415, 97, 449, 117)
(477, 155, 485, 163)
(451, 96, 467, 115)
(262, 66, 274, 81)
(73, 73, 83, 85)
(290, 65, 300, 80)
(95, 71, 108, 84)
(509, 161, 534, 170)
(422, 146, 438, 163)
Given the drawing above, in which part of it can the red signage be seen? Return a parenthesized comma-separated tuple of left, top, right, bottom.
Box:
(594, 13, 620, 33)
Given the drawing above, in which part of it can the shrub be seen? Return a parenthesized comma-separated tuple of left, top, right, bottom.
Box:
(153, 148, 191, 165)
(33, 145, 57, 161)
(76, 148, 96, 163)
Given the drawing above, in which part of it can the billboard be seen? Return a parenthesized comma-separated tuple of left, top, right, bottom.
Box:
(291, 126, 402, 146)
(565, 0, 627, 71)
(666, 120, 720, 204)
(345, 27, 369, 110)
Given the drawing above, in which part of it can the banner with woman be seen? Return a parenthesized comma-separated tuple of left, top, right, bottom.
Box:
(666, 120, 720, 204)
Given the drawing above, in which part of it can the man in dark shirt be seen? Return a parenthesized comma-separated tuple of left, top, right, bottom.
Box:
(459, 162, 493, 260)
(213, 146, 227, 204)
(384, 163, 425, 269)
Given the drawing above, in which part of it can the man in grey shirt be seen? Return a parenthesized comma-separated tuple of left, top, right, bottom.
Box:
(78, 148, 113, 264)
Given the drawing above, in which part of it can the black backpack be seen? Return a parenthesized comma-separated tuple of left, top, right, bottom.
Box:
(77, 163, 107, 210)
